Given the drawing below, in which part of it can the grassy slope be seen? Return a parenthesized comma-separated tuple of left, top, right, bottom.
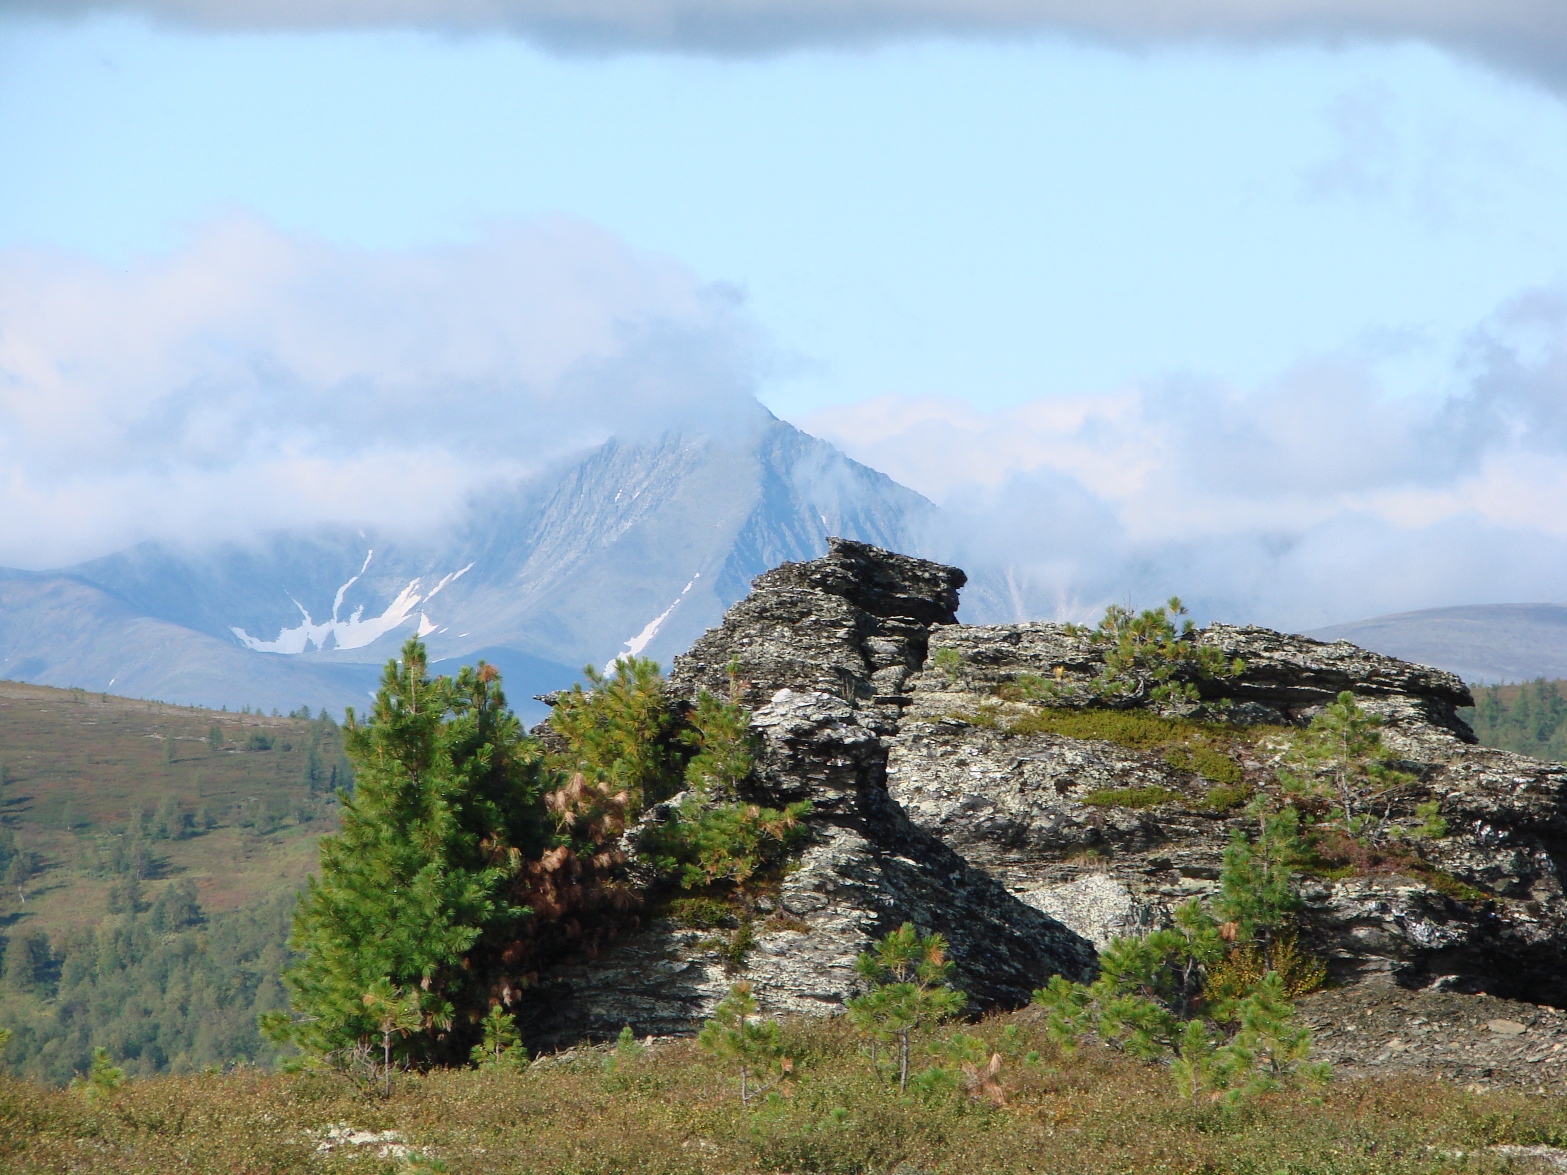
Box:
(0, 680, 339, 942)
(2, 1011, 1565, 1174)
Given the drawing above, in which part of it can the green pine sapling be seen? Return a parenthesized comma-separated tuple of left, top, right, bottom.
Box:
(1214, 804, 1305, 942)
(1064, 597, 1243, 705)
(69, 1048, 124, 1101)
(1034, 805, 1325, 1102)
(362, 978, 447, 1095)
(846, 923, 967, 1091)
(470, 1004, 527, 1071)
(1279, 690, 1414, 839)
(696, 981, 789, 1106)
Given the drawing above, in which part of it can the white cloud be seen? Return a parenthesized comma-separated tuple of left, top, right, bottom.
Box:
(0, 216, 767, 568)
(4, 0, 1566, 88)
(800, 284, 1567, 630)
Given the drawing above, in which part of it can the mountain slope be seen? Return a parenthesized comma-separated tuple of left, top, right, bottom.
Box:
(1307, 604, 1567, 685)
(0, 415, 932, 715)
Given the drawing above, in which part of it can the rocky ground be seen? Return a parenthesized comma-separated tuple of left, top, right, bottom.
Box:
(1298, 985, 1567, 1092)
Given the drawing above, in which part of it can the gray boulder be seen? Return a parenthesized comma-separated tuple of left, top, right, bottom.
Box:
(526, 539, 1567, 1050)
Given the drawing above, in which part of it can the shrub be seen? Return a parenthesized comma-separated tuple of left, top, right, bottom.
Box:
(1164, 745, 1243, 785)
(1201, 935, 1325, 1013)
(1213, 806, 1305, 940)
(67, 1049, 123, 1102)
(1279, 691, 1415, 838)
(1063, 598, 1244, 705)
(666, 896, 736, 929)
(680, 690, 758, 798)
(469, 1005, 527, 1072)
(1034, 805, 1328, 1104)
(548, 657, 680, 811)
(644, 799, 812, 891)
(1200, 782, 1255, 811)
(931, 647, 963, 687)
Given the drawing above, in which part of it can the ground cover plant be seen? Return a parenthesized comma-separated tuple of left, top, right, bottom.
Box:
(5, 1011, 1567, 1174)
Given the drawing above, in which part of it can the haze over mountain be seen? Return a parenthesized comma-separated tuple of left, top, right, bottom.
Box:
(0, 415, 930, 718)
(1307, 605, 1567, 686)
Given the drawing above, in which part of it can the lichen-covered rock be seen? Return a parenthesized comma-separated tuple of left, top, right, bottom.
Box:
(526, 541, 1093, 1049)
(888, 618, 1567, 1005)
(669, 536, 964, 714)
(1020, 875, 1167, 949)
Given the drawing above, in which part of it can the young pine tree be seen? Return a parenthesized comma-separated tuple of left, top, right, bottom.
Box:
(697, 981, 787, 1106)
(69, 1048, 124, 1101)
(266, 641, 551, 1068)
(847, 923, 967, 1091)
(1281, 690, 1413, 835)
(469, 1004, 527, 1071)
(547, 657, 678, 811)
(1214, 804, 1304, 942)
(362, 979, 442, 1096)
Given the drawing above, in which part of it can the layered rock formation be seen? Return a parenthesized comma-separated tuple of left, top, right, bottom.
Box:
(524, 539, 1567, 1050)
(522, 540, 1097, 1049)
(891, 618, 1567, 1004)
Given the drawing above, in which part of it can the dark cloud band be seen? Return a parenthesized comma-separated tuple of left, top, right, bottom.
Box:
(2, 0, 1563, 87)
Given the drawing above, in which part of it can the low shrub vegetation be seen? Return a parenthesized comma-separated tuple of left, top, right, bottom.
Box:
(3, 1019, 1567, 1174)
(1001, 707, 1263, 785)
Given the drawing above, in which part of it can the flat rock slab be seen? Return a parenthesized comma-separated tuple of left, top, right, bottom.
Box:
(1297, 986, 1567, 1091)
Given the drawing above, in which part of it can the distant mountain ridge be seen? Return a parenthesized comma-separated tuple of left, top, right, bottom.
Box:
(1306, 604, 1567, 686)
(0, 414, 932, 717)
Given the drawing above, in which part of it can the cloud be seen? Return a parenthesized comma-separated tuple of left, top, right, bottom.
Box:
(0, 216, 767, 568)
(800, 284, 1567, 631)
(4, 0, 1566, 87)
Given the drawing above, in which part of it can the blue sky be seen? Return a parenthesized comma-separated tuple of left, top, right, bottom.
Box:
(4, 8, 1567, 625)
(6, 18, 1566, 414)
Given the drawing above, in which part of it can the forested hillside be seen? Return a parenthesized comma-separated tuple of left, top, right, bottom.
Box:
(0, 682, 350, 1083)
(1464, 679, 1567, 761)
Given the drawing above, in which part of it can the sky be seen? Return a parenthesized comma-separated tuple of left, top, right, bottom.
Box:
(3, 3, 1567, 628)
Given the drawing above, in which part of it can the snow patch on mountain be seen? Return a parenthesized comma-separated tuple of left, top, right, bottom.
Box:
(606, 573, 701, 671)
(230, 556, 473, 654)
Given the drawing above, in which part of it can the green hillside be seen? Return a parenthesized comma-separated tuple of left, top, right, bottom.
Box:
(1463, 678, 1567, 761)
(0, 681, 350, 1082)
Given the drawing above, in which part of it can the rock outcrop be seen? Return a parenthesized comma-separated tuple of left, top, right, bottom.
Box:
(524, 538, 1567, 1050)
(522, 540, 1096, 1050)
(891, 614, 1567, 1006)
